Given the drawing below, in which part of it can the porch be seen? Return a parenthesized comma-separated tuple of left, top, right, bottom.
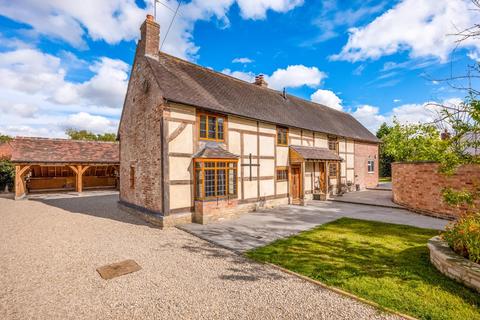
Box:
(288, 145, 342, 205)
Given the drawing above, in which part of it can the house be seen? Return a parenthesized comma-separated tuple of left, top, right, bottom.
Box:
(118, 15, 379, 226)
(3, 137, 119, 199)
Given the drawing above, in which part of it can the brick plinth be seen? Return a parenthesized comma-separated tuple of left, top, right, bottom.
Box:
(392, 162, 480, 219)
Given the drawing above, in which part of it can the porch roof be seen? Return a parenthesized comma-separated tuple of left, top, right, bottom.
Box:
(289, 145, 342, 161)
(193, 144, 239, 159)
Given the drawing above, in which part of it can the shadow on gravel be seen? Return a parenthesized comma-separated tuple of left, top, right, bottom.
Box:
(180, 238, 288, 282)
(31, 194, 153, 227)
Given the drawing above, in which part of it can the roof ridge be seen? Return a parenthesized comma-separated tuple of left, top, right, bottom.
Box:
(156, 52, 352, 116)
(14, 136, 118, 144)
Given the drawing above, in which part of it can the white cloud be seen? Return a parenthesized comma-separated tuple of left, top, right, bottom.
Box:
(0, 46, 125, 137)
(236, 0, 304, 19)
(0, 0, 146, 48)
(310, 89, 343, 110)
(222, 64, 326, 90)
(232, 57, 253, 63)
(349, 98, 462, 133)
(266, 65, 326, 89)
(351, 105, 387, 132)
(221, 69, 256, 82)
(0, 1, 303, 60)
(332, 0, 480, 62)
(63, 112, 118, 133)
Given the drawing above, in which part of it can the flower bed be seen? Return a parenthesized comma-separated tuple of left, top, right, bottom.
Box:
(443, 213, 480, 263)
(428, 236, 480, 293)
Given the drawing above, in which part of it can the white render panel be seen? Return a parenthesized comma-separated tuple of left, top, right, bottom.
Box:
(169, 156, 192, 181)
(276, 147, 289, 166)
(170, 184, 192, 209)
(259, 135, 275, 157)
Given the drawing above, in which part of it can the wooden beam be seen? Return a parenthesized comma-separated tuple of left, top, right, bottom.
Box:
(15, 165, 31, 199)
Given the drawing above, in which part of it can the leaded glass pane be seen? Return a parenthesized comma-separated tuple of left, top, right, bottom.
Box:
(228, 169, 237, 195)
(208, 116, 216, 139)
(217, 117, 224, 140)
(200, 115, 207, 138)
(217, 169, 226, 196)
(205, 169, 215, 197)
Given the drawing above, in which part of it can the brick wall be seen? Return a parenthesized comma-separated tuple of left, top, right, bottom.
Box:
(119, 55, 165, 214)
(354, 142, 379, 189)
(392, 162, 480, 219)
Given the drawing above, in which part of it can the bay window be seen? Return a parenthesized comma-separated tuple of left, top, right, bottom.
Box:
(194, 159, 238, 200)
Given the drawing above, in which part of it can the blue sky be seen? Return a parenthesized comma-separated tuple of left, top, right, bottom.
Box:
(0, 0, 479, 137)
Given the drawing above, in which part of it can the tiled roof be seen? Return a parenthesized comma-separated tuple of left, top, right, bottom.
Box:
(290, 145, 342, 161)
(7, 137, 119, 164)
(193, 144, 239, 159)
(145, 52, 380, 143)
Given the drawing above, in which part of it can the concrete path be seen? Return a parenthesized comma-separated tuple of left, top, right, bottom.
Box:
(332, 189, 402, 208)
(0, 195, 400, 320)
(180, 201, 447, 252)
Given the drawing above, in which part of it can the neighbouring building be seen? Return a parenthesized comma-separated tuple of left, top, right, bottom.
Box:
(2, 137, 119, 199)
(118, 15, 379, 226)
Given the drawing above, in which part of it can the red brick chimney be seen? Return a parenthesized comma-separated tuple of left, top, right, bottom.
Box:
(138, 14, 160, 59)
(254, 74, 268, 88)
(441, 129, 451, 140)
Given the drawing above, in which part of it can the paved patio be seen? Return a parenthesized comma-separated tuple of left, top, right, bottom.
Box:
(332, 189, 402, 208)
(180, 201, 447, 252)
(0, 193, 400, 320)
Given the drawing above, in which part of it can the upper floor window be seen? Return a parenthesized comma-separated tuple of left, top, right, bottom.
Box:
(367, 160, 375, 173)
(277, 126, 288, 146)
(199, 112, 225, 141)
(328, 136, 338, 154)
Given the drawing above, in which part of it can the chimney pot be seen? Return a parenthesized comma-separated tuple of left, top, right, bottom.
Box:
(146, 14, 154, 21)
(254, 74, 268, 88)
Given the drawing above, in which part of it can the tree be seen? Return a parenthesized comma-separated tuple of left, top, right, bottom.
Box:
(65, 129, 117, 142)
(382, 120, 450, 164)
(0, 134, 11, 143)
(376, 122, 394, 178)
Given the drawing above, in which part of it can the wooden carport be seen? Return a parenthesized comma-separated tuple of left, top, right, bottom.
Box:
(4, 137, 119, 199)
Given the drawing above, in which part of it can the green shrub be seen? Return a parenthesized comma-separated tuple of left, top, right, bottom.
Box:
(0, 160, 14, 192)
(443, 213, 480, 263)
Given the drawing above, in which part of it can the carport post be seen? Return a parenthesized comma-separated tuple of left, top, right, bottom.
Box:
(14, 165, 31, 200)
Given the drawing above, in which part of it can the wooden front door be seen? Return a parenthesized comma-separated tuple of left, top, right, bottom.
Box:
(318, 162, 326, 194)
(290, 165, 301, 201)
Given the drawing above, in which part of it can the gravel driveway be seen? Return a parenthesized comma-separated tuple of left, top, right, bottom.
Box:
(0, 194, 401, 320)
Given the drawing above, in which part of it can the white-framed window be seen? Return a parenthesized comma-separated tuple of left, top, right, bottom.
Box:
(367, 160, 374, 173)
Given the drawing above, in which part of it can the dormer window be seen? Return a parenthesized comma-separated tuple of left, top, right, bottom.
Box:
(199, 111, 225, 141)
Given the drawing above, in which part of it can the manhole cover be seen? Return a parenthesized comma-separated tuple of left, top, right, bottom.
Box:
(96, 259, 141, 280)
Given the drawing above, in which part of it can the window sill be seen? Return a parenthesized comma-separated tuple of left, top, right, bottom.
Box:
(194, 196, 238, 202)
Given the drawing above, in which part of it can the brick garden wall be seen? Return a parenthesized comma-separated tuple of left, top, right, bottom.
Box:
(392, 162, 480, 219)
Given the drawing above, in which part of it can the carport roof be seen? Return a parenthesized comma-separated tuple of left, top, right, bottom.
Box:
(4, 137, 119, 164)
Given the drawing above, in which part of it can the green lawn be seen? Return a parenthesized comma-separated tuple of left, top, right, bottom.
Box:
(246, 218, 480, 320)
(379, 177, 392, 182)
